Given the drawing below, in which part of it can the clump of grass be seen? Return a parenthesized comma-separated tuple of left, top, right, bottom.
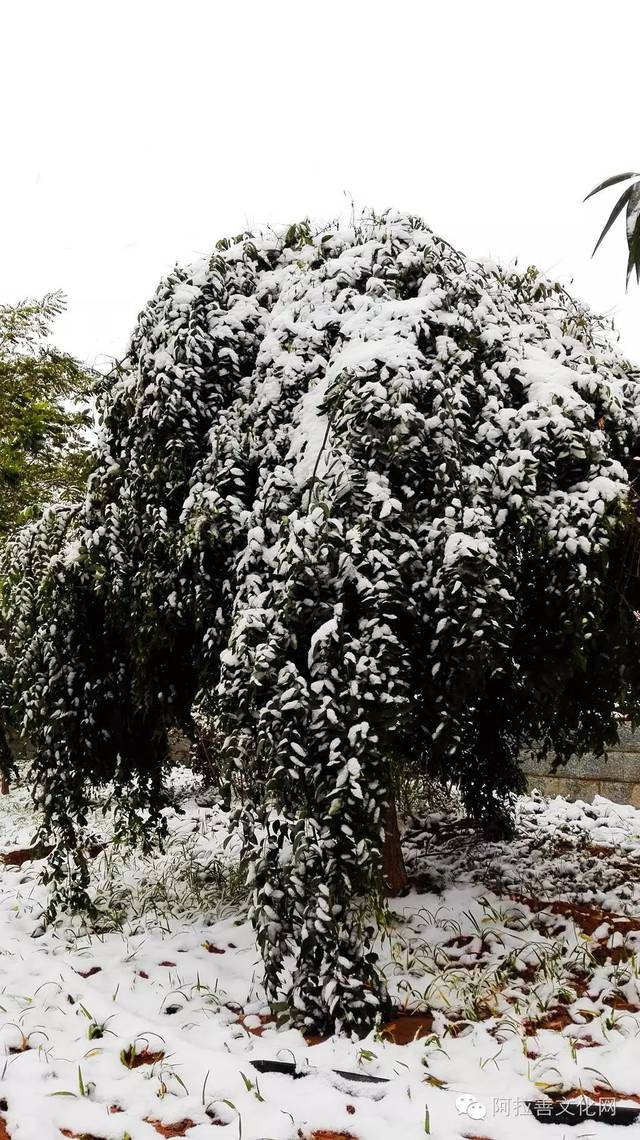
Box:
(79, 832, 247, 936)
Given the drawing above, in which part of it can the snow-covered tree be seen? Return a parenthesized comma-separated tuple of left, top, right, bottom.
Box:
(4, 213, 640, 1033)
(0, 292, 92, 782)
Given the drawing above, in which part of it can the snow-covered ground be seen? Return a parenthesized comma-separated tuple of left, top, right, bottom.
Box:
(1, 774, 640, 1140)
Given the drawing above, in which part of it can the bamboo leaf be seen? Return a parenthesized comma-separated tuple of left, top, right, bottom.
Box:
(626, 209, 640, 288)
(591, 184, 635, 256)
(627, 184, 640, 242)
(584, 171, 640, 201)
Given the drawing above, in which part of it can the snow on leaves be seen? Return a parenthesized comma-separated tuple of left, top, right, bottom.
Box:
(3, 213, 640, 1034)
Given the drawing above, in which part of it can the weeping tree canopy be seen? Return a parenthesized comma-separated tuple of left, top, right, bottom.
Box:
(4, 213, 640, 1034)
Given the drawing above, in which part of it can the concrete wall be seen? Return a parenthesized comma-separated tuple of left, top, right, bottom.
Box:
(521, 723, 640, 805)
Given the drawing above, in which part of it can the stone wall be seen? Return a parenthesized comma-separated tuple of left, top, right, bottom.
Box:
(521, 724, 640, 805)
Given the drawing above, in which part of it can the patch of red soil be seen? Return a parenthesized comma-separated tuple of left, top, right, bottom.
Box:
(587, 843, 640, 877)
(159, 961, 176, 968)
(445, 934, 474, 949)
(589, 842, 616, 857)
(305, 1008, 438, 1047)
(593, 1086, 640, 1104)
(523, 1007, 574, 1035)
(510, 895, 640, 938)
(592, 944, 633, 965)
(236, 1013, 274, 1038)
(203, 942, 226, 954)
(515, 963, 538, 984)
(568, 967, 590, 989)
(74, 966, 101, 979)
(61, 1132, 106, 1139)
(309, 1133, 356, 1140)
(438, 935, 492, 972)
(0, 842, 105, 868)
(0, 845, 52, 866)
(206, 1111, 230, 1126)
(380, 1012, 435, 1044)
(146, 1120, 195, 1137)
(443, 934, 490, 960)
(603, 993, 640, 1012)
(444, 1019, 472, 1037)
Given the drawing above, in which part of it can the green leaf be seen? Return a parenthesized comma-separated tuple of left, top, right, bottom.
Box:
(584, 171, 640, 201)
(626, 184, 640, 287)
(626, 218, 640, 288)
(591, 184, 635, 256)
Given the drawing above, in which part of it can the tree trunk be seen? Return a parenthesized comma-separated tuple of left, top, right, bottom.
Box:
(382, 797, 408, 896)
(0, 721, 12, 794)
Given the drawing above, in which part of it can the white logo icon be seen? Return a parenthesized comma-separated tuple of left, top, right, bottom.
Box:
(455, 1094, 487, 1120)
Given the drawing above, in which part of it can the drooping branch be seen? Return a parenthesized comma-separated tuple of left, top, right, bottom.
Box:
(4, 213, 640, 1033)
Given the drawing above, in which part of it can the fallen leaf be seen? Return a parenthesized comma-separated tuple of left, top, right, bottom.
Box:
(121, 1048, 165, 1068)
(146, 1119, 195, 1137)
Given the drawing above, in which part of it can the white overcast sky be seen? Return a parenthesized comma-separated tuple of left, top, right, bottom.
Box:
(2, 0, 639, 369)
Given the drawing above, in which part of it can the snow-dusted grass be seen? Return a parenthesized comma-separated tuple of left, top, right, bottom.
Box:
(1, 776, 640, 1139)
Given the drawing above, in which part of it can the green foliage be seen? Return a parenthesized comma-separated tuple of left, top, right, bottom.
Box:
(4, 213, 640, 1035)
(0, 291, 92, 539)
(585, 172, 640, 287)
(0, 291, 93, 775)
